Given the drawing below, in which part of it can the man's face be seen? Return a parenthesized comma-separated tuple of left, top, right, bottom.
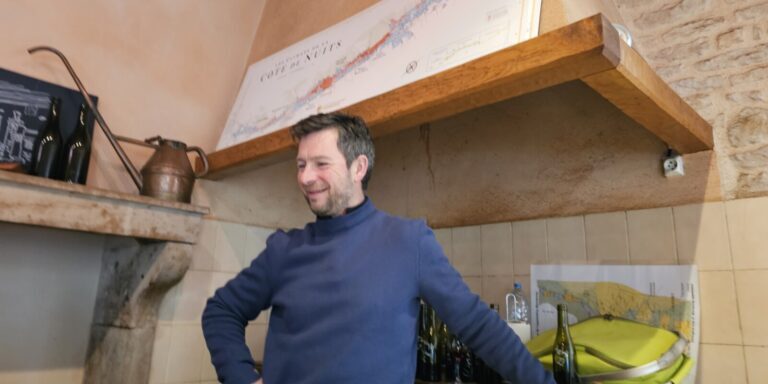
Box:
(296, 128, 362, 217)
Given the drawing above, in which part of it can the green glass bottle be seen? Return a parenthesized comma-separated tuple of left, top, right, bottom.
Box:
(63, 104, 91, 184)
(34, 97, 62, 178)
(552, 304, 577, 384)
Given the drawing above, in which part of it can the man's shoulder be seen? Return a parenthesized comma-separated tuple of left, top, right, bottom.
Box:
(373, 209, 430, 233)
(262, 228, 301, 249)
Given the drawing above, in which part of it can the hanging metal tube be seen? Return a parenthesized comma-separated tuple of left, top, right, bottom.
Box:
(27, 45, 143, 191)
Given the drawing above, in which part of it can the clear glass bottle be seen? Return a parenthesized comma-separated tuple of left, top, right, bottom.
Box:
(505, 282, 531, 343)
(506, 282, 529, 323)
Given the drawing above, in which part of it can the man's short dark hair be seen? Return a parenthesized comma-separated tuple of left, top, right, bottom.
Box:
(291, 113, 375, 189)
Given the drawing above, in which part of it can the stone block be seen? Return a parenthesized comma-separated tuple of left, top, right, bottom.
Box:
(726, 89, 768, 103)
(753, 23, 767, 40)
(727, 107, 768, 147)
(735, 2, 768, 21)
(661, 17, 725, 43)
(731, 144, 768, 170)
(633, 0, 712, 30)
(685, 93, 715, 109)
(649, 37, 711, 62)
(717, 27, 745, 48)
(655, 63, 683, 79)
(737, 171, 768, 198)
(695, 42, 768, 71)
(730, 64, 768, 85)
(670, 75, 725, 94)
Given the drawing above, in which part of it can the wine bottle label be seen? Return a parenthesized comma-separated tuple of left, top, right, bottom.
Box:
(554, 349, 569, 367)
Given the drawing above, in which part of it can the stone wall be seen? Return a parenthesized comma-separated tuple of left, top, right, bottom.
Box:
(614, 0, 768, 199)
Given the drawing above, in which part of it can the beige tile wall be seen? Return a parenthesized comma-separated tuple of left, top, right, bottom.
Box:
(170, 196, 768, 383)
(150, 219, 272, 384)
(431, 196, 768, 384)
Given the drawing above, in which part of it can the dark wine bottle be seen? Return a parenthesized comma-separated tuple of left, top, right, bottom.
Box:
(63, 104, 91, 184)
(417, 301, 426, 380)
(442, 327, 459, 383)
(422, 304, 441, 382)
(438, 322, 452, 382)
(459, 340, 475, 382)
(552, 304, 578, 384)
(34, 97, 62, 178)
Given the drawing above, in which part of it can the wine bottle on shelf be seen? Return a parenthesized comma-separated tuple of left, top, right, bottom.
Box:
(34, 97, 62, 178)
(438, 322, 454, 382)
(417, 301, 426, 380)
(423, 304, 441, 382)
(63, 104, 91, 184)
(552, 304, 578, 384)
(458, 339, 475, 383)
(417, 302, 441, 382)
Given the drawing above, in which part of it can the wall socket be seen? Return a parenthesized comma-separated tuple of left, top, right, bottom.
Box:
(663, 150, 684, 178)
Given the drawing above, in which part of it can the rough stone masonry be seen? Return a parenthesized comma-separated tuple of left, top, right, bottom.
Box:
(615, 0, 768, 198)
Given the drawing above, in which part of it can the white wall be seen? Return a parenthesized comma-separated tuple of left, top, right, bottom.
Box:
(0, 222, 104, 383)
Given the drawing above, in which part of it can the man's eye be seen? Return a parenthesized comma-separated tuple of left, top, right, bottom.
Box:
(317, 162, 328, 167)
(297, 164, 306, 170)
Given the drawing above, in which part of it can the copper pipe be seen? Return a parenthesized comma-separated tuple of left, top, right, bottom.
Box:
(27, 45, 143, 191)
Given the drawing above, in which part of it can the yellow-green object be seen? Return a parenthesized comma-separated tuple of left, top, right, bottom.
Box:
(527, 315, 694, 383)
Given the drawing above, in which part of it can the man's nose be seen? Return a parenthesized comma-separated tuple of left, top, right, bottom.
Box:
(299, 166, 316, 185)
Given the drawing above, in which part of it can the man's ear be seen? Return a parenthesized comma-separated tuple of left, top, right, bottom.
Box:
(351, 155, 368, 183)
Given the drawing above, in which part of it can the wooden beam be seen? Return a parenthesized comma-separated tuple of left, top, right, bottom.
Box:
(582, 39, 714, 153)
(201, 13, 714, 178)
(202, 14, 620, 178)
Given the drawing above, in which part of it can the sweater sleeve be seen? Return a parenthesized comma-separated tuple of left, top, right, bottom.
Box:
(201, 232, 279, 384)
(416, 223, 554, 384)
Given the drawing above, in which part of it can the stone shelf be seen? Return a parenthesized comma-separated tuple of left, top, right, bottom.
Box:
(0, 170, 210, 383)
(200, 13, 713, 179)
(0, 170, 208, 243)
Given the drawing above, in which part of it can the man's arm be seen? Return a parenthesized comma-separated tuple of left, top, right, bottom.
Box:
(415, 223, 555, 384)
(202, 237, 276, 384)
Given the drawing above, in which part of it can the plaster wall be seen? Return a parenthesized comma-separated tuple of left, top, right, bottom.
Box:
(0, 223, 104, 383)
(0, 0, 265, 194)
(0, 1, 265, 383)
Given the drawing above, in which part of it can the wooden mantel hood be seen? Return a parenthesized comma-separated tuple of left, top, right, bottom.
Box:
(201, 13, 714, 179)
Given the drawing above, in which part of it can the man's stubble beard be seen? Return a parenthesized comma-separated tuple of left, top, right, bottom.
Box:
(306, 175, 355, 217)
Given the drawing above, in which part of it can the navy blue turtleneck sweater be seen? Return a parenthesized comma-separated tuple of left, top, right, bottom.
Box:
(202, 198, 554, 384)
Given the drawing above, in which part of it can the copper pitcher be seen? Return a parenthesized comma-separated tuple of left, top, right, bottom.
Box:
(115, 135, 208, 203)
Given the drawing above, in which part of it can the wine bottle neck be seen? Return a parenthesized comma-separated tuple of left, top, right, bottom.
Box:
(557, 307, 568, 328)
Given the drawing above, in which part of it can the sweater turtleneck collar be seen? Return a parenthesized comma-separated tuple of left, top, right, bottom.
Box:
(310, 197, 376, 236)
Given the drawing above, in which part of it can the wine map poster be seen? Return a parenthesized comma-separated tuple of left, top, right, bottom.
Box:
(217, 0, 542, 150)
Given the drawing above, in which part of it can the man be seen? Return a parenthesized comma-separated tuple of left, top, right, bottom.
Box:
(202, 113, 554, 384)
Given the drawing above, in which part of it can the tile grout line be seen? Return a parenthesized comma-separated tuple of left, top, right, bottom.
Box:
(624, 210, 632, 264)
(670, 207, 680, 265)
(544, 218, 550, 264)
(722, 200, 748, 364)
(723, 202, 746, 346)
(581, 215, 588, 264)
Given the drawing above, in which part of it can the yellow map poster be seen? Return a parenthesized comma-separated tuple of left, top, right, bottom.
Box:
(531, 264, 700, 383)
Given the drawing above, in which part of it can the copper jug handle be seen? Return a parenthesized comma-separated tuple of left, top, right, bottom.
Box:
(188, 146, 209, 178)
